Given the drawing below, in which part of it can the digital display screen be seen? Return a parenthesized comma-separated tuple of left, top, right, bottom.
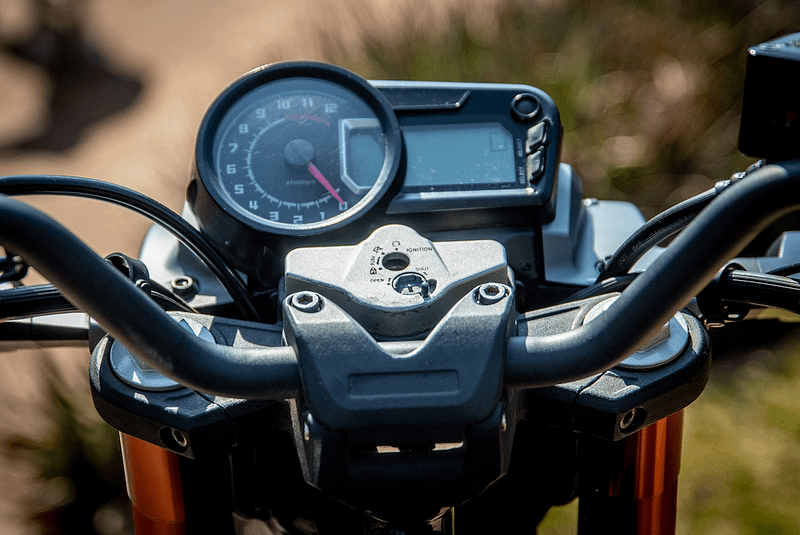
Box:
(402, 123, 516, 189)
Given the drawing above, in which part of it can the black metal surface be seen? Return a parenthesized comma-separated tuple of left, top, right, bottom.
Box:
(295, 399, 516, 523)
(515, 296, 710, 440)
(89, 313, 292, 458)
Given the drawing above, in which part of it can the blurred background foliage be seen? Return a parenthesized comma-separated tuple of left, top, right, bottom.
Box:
(4, 355, 130, 535)
(3, 0, 800, 534)
(325, 0, 797, 218)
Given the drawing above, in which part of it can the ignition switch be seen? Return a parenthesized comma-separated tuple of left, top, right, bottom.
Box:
(392, 272, 435, 297)
(284, 224, 509, 336)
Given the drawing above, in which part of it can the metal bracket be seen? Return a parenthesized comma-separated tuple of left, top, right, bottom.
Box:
(282, 284, 515, 442)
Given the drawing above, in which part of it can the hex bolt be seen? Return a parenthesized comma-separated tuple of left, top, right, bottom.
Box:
(135, 279, 152, 295)
(477, 283, 506, 305)
(291, 291, 323, 312)
(619, 409, 638, 431)
(171, 275, 197, 298)
(171, 428, 188, 449)
(304, 413, 315, 442)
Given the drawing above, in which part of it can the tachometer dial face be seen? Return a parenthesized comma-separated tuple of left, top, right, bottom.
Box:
(195, 63, 400, 235)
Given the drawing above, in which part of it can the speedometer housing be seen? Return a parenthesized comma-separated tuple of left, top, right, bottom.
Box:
(194, 62, 401, 235)
(190, 62, 402, 284)
(189, 61, 563, 289)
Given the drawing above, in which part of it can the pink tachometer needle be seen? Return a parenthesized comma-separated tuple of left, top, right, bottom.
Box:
(307, 162, 345, 206)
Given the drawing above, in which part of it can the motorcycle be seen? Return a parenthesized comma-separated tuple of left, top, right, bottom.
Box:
(1, 31, 799, 535)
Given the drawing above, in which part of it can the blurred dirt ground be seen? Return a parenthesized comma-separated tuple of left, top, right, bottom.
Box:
(0, 1, 449, 532)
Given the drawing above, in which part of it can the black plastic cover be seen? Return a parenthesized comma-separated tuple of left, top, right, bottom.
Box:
(739, 33, 800, 160)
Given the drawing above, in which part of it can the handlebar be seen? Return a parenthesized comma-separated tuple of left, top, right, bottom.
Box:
(2, 159, 800, 398)
(0, 196, 299, 399)
(509, 159, 800, 386)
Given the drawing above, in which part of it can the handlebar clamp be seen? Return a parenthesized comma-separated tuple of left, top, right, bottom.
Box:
(283, 284, 515, 446)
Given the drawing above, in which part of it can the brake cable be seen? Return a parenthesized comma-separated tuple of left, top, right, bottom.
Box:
(697, 264, 800, 323)
(595, 165, 765, 282)
(0, 175, 261, 321)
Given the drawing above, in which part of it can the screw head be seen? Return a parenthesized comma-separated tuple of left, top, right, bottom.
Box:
(477, 283, 507, 305)
(291, 291, 323, 312)
(171, 275, 197, 298)
(171, 428, 188, 448)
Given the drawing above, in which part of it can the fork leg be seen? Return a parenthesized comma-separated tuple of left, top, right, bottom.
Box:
(579, 411, 683, 534)
(120, 433, 186, 535)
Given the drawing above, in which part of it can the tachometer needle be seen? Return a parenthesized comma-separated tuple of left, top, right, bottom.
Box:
(308, 162, 345, 206)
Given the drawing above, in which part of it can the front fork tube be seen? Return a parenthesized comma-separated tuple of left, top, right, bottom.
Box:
(120, 433, 187, 535)
(117, 413, 683, 535)
(578, 411, 684, 535)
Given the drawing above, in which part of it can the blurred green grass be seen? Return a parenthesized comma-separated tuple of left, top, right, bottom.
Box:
(675, 316, 800, 535)
(325, 0, 796, 217)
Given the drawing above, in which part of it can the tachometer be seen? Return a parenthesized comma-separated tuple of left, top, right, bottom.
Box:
(193, 62, 401, 236)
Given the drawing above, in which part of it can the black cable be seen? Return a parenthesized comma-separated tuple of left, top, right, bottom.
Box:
(560, 274, 638, 303)
(0, 282, 197, 320)
(0, 314, 90, 344)
(596, 188, 718, 281)
(596, 166, 767, 283)
(0, 284, 73, 318)
(767, 263, 800, 277)
(719, 270, 800, 315)
(0, 175, 261, 321)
